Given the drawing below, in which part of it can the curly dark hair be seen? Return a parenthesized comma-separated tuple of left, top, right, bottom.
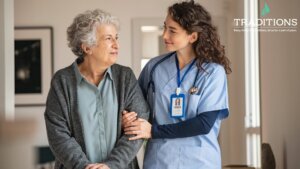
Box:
(168, 0, 232, 74)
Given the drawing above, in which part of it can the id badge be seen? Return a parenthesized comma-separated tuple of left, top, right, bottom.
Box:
(170, 93, 185, 118)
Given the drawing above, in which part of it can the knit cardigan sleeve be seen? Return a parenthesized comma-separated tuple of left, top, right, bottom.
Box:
(44, 69, 90, 169)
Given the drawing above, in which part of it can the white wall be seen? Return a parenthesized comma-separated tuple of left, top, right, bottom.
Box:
(260, 0, 300, 168)
(0, 0, 15, 120)
(142, 31, 160, 59)
(14, 0, 226, 71)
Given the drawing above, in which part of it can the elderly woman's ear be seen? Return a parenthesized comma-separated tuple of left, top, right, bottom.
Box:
(81, 44, 92, 56)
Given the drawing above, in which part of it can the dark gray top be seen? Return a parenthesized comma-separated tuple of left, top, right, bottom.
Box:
(44, 61, 149, 169)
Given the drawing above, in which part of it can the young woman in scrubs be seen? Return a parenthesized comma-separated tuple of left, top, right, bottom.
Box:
(122, 1, 231, 168)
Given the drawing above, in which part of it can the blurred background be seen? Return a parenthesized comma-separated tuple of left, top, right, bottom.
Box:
(1, 0, 299, 168)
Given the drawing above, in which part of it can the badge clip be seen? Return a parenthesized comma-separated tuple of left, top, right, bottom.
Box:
(176, 87, 181, 95)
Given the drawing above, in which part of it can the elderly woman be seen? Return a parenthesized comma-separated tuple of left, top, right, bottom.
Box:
(44, 9, 149, 169)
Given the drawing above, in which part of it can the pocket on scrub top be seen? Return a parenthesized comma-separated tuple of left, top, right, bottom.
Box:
(144, 141, 180, 169)
(186, 95, 201, 117)
(179, 146, 220, 169)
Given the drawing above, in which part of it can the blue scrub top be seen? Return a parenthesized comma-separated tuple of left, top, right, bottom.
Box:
(139, 53, 229, 169)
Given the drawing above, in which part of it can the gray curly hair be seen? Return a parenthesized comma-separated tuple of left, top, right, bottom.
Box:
(67, 9, 119, 57)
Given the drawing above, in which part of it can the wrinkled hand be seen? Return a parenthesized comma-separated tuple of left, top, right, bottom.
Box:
(122, 110, 137, 129)
(85, 163, 110, 169)
(124, 118, 152, 140)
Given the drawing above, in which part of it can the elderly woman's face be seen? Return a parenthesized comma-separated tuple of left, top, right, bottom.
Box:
(89, 24, 119, 67)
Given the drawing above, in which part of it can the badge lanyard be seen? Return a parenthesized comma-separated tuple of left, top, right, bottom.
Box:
(175, 55, 196, 95)
(170, 55, 196, 118)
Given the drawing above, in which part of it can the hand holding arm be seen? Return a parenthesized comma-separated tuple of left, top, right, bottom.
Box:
(124, 110, 225, 139)
(85, 163, 110, 169)
(124, 118, 152, 140)
(121, 111, 137, 129)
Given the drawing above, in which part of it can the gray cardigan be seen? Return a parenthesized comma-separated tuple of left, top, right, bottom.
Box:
(44, 62, 149, 169)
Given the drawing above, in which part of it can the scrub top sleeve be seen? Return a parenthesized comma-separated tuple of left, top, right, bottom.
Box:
(151, 110, 220, 139)
(198, 65, 229, 120)
(138, 62, 150, 99)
